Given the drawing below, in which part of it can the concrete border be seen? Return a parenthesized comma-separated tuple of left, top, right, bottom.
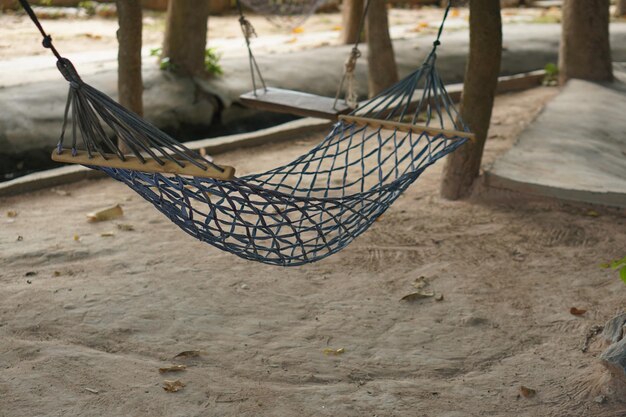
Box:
(484, 171, 626, 209)
(0, 70, 546, 198)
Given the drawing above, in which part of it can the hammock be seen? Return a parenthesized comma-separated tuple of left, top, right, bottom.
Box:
(20, 1, 473, 266)
(238, 0, 327, 27)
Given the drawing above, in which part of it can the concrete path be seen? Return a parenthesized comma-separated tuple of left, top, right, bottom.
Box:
(2, 23, 626, 157)
(486, 63, 626, 208)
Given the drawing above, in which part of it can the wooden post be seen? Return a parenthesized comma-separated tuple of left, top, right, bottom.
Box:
(341, 0, 365, 44)
(365, 0, 398, 97)
(559, 0, 613, 84)
(440, 0, 502, 200)
(162, 0, 211, 76)
(116, 0, 143, 154)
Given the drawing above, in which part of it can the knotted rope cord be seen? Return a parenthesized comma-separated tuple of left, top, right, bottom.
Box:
(18, 0, 225, 174)
(236, 0, 268, 96)
(333, 0, 372, 110)
(20, 0, 471, 266)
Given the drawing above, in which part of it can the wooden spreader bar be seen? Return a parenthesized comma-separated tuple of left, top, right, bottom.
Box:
(338, 115, 476, 142)
(52, 149, 236, 180)
(240, 87, 352, 121)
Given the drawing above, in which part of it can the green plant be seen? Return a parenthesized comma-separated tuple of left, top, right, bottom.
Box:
(543, 63, 559, 86)
(149, 47, 162, 57)
(78, 1, 97, 16)
(601, 256, 626, 283)
(204, 48, 223, 76)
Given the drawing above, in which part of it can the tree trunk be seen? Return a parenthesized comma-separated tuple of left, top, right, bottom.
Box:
(440, 0, 502, 200)
(617, 0, 626, 17)
(341, 0, 365, 44)
(366, 0, 399, 96)
(559, 0, 612, 84)
(116, 0, 143, 154)
(162, 0, 210, 76)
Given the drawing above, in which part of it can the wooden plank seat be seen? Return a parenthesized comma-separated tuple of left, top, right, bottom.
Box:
(338, 115, 476, 142)
(239, 87, 352, 121)
(52, 149, 236, 180)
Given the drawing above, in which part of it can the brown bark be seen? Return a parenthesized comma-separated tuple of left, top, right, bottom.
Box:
(616, 0, 626, 17)
(162, 0, 211, 76)
(440, 0, 502, 200)
(116, 0, 143, 154)
(365, 0, 398, 96)
(559, 0, 613, 84)
(341, 0, 365, 44)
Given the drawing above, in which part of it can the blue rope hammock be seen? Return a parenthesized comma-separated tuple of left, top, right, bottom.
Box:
(19, 0, 472, 266)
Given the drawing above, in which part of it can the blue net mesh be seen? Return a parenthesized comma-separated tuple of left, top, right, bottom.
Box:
(96, 57, 471, 266)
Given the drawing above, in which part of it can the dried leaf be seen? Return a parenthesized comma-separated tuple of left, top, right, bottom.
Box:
(25, 271, 37, 277)
(84, 387, 99, 394)
(159, 364, 187, 373)
(401, 291, 434, 301)
(87, 204, 123, 222)
(291, 26, 304, 34)
(520, 386, 536, 398)
(173, 350, 202, 359)
(162, 379, 185, 392)
(413, 276, 428, 289)
(6, 210, 17, 218)
(323, 348, 345, 356)
(570, 307, 587, 316)
(73, 234, 81, 242)
(585, 210, 600, 217)
(117, 223, 135, 231)
(100, 232, 115, 237)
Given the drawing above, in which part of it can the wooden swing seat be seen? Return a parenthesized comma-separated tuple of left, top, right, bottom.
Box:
(239, 87, 352, 120)
(52, 149, 236, 180)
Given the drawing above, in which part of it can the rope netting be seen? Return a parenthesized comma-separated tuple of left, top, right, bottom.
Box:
(238, 0, 327, 27)
(97, 54, 470, 266)
(19, 0, 471, 266)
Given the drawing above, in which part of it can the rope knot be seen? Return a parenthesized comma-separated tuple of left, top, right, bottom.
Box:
(42, 34, 53, 48)
(239, 16, 257, 40)
(433, 40, 441, 47)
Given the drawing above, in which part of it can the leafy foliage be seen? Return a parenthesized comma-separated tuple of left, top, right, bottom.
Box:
(601, 256, 626, 284)
(204, 48, 223, 76)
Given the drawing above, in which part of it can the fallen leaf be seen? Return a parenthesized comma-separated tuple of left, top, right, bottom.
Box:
(323, 348, 345, 356)
(84, 387, 99, 394)
(173, 350, 202, 359)
(401, 291, 434, 301)
(52, 188, 71, 196)
(117, 223, 135, 231)
(159, 364, 187, 373)
(413, 276, 428, 289)
(331, 25, 342, 31)
(570, 307, 587, 316)
(520, 386, 536, 398)
(450, 8, 460, 17)
(25, 271, 37, 277)
(100, 232, 115, 237)
(53, 271, 61, 277)
(292, 26, 304, 34)
(73, 234, 81, 242)
(585, 210, 600, 217)
(87, 204, 123, 222)
(6, 210, 17, 218)
(162, 379, 185, 392)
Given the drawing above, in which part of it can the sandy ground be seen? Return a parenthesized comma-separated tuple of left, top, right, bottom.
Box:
(1, 86, 626, 417)
(0, 6, 559, 60)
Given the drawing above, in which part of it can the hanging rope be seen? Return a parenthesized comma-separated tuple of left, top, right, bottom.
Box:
(236, 0, 267, 96)
(333, 0, 372, 110)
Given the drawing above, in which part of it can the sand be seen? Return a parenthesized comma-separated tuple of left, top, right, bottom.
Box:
(1, 86, 626, 416)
